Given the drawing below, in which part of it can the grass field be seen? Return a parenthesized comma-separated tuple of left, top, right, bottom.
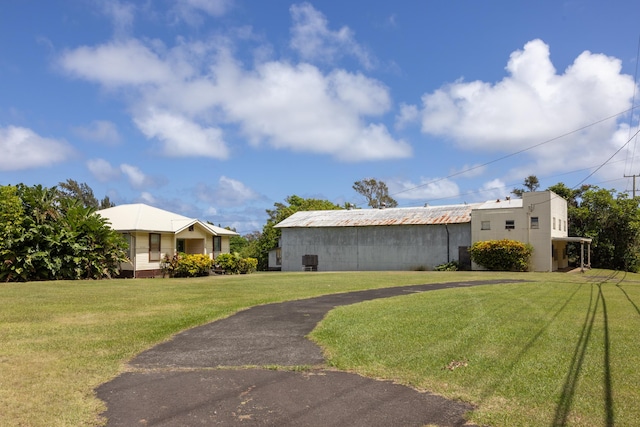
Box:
(0, 270, 638, 426)
(311, 270, 640, 426)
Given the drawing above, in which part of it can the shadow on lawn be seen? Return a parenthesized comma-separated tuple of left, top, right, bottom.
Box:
(616, 280, 640, 317)
(475, 282, 583, 406)
(552, 272, 621, 427)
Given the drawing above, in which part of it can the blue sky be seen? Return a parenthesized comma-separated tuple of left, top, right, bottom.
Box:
(2, 0, 640, 234)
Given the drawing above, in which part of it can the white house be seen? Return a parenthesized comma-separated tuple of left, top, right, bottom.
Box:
(97, 204, 238, 278)
(273, 191, 591, 272)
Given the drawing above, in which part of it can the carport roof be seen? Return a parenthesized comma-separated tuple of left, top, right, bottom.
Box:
(275, 204, 482, 228)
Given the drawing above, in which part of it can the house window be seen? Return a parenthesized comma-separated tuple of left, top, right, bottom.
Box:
(553, 217, 556, 230)
(188, 225, 194, 232)
(505, 220, 515, 230)
(122, 233, 134, 261)
(149, 233, 161, 262)
(481, 221, 491, 230)
(177, 239, 185, 253)
(213, 236, 222, 253)
(530, 217, 539, 229)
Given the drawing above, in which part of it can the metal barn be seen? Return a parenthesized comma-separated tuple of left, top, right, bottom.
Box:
(274, 205, 479, 272)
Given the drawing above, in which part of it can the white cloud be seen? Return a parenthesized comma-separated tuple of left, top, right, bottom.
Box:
(87, 158, 121, 182)
(101, 0, 135, 38)
(59, 39, 175, 87)
(196, 176, 261, 207)
(0, 126, 74, 171)
(419, 39, 636, 176)
(58, 6, 408, 162)
(388, 177, 460, 202)
(416, 39, 640, 185)
(73, 120, 121, 145)
(134, 108, 229, 159)
(477, 179, 509, 202)
(120, 163, 153, 189)
(173, 0, 231, 25)
(290, 2, 374, 69)
(139, 191, 156, 204)
(215, 58, 410, 161)
(395, 103, 419, 129)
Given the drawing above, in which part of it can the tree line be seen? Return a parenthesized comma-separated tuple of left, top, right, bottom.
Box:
(4, 174, 638, 281)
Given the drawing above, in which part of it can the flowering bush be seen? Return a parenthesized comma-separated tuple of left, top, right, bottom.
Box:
(215, 253, 257, 274)
(161, 253, 213, 277)
(469, 239, 533, 272)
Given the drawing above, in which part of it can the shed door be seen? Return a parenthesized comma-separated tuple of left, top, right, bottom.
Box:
(458, 246, 471, 270)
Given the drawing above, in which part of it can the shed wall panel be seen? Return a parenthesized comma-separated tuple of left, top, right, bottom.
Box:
(280, 224, 471, 272)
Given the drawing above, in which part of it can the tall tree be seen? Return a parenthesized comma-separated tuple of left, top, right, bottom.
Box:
(512, 175, 540, 197)
(99, 195, 115, 209)
(551, 183, 640, 272)
(353, 178, 398, 208)
(547, 182, 590, 208)
(58, 179, 99, 209)
(248, 195, 342, 270)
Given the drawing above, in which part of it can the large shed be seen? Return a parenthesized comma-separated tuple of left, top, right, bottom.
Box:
(274, 204, 480, 272)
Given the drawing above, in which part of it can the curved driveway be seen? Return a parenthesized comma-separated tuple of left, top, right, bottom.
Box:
(97, 279, 519, 426)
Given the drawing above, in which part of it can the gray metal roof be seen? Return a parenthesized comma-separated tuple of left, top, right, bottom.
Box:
(275, 204, 482, 228)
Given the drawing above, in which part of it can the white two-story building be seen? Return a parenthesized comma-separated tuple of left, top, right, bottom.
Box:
(470, 191, 591, 271)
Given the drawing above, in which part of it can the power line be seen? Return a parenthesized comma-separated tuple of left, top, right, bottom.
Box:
(384, 105, 640, 203)
(397, 158, 634, 208)
(572, 128, 640, 189)
(623, 35, 640, 188)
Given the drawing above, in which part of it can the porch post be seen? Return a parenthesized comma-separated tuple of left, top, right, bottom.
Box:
(580, 242, 585, 273)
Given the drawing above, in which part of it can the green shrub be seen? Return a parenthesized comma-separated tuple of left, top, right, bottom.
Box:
(469, 239, 533, 272)
(237, 257, 258, 274)
(215, 253, 239, 274)
(434, 261, 459, 271)
(215, 253, 258, 274)
(161, 253, 213, 278)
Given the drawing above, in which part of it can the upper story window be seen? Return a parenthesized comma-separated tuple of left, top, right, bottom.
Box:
(505, 220, 515, 230)
(553, 217, 556, 230)
(481, 221, 491, 230)
(530, 217, 539, 229)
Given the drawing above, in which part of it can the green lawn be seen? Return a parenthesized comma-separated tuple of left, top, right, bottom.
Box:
(1, 270, 637, 426)
(311, 270, 640, 427)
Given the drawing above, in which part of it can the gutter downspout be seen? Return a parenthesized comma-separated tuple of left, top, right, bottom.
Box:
(444, 224, 450, 263)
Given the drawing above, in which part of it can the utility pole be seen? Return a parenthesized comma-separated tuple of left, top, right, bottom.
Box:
(625, 174, 639, 198)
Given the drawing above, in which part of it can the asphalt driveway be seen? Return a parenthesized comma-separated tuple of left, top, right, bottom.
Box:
(96, 279, 519, 426)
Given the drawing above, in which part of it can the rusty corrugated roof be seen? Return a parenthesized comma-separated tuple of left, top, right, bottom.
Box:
(275, 204, 482, 228)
